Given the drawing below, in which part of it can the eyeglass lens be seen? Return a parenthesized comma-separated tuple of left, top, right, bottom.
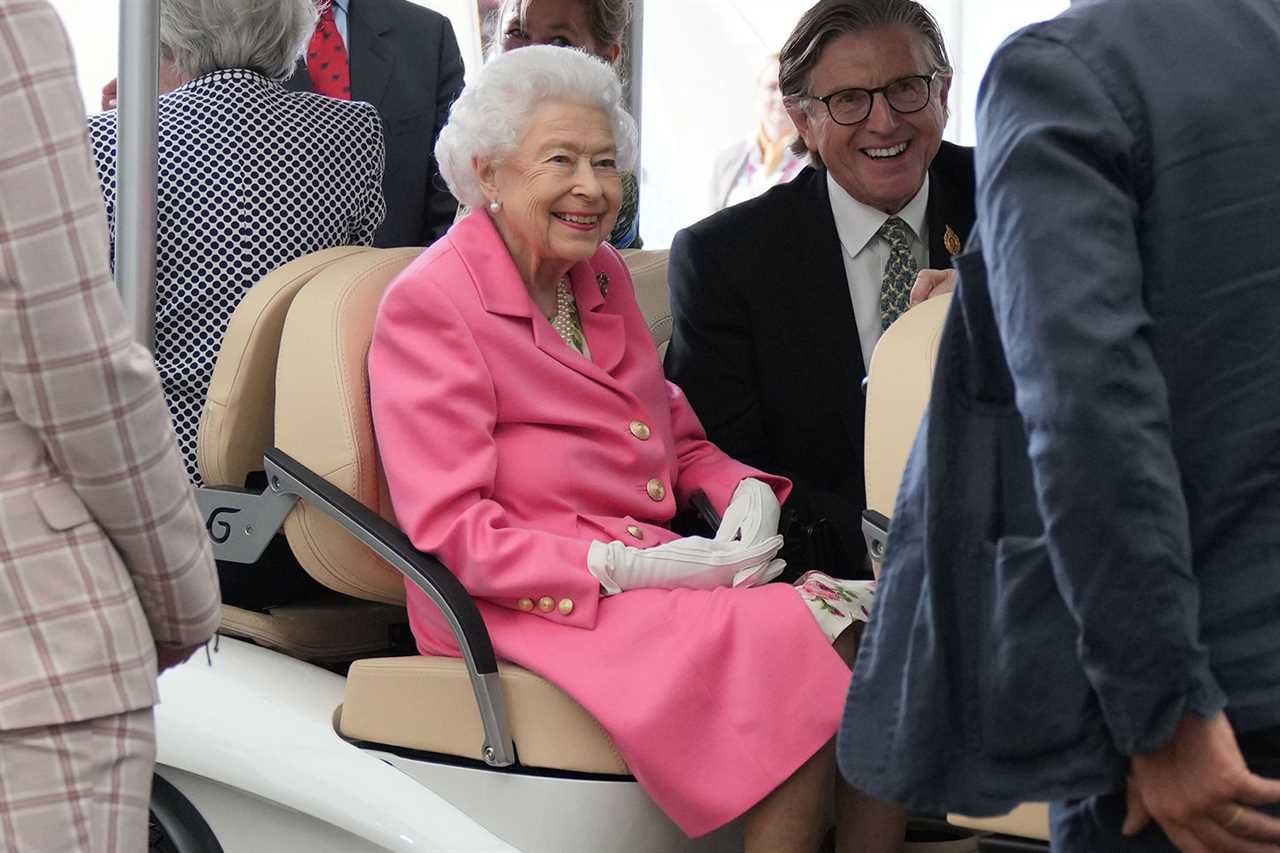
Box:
(827, 76, 931, 125)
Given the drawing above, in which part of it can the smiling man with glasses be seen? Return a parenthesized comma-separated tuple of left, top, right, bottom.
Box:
(665, 0, 974, 597)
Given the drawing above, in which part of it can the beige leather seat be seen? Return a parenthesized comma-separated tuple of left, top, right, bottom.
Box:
(862, 294, 949, 579)
(252, 246, 683, 774)
(863, 294, 1050, 843)
(197, 247, 410, 662)
(621, 248, 672, 357)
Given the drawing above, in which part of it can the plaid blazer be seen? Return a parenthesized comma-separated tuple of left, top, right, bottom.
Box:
(0, 1, 220, 730)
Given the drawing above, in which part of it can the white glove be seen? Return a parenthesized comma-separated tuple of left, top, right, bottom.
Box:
(715, 477, 782, 547)
(587, 533, 785, 595)
(729, 555, 787, 589)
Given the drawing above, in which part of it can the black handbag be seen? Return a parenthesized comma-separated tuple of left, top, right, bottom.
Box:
(777, 508, 840, 583)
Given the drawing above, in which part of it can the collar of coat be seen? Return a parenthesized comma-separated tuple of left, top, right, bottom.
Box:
(446, 210, 627, 374)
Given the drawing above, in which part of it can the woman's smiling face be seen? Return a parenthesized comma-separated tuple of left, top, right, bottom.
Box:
(480, 100, 622, 272)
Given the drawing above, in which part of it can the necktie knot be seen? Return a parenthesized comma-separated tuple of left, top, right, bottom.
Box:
(877, 216, 914, 250)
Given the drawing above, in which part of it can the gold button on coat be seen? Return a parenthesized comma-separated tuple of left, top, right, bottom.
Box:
(538, 596, 555, 613)
(625, 524, 644, 540)
(517, 598, 534, 612)
(558, 598, 575, 616)
(646, 479, 666, 501)
(628, 420, 651, 441)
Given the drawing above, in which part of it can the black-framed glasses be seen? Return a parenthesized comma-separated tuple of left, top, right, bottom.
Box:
(811, 72, 938, 126)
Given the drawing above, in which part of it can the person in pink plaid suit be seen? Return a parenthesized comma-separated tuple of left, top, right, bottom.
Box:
(0, 3, 221, 851)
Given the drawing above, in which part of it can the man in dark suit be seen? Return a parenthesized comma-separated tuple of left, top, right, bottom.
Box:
(286, 0, 464, 248)
(665, 0, 974, 578)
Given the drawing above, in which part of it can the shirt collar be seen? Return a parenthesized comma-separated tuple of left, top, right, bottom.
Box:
(329, 0, 348, 11)
(827, 170, 930, 258)
(173, 68, 279, 94)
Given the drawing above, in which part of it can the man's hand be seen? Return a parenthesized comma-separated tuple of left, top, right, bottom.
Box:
(909, 268, 957, 306)
(155, 642, 204, 673)
(100, 59, 186, 110)
(1123, 712, 1280, 852)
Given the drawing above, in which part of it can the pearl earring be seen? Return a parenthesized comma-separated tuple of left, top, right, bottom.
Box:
(488, 198, 502, 213)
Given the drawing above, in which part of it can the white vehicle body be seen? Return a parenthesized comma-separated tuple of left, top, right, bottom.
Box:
(154, 636, 741, 853)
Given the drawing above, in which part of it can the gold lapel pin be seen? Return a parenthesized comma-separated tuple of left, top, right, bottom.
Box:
(596, 272, 609, 296)
(944, 225, 963, 257)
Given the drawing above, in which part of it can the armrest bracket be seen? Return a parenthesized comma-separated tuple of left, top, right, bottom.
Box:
(201, 449, 517, 768)
(862, 510, 890, 562)
(195, 483, 297, 564)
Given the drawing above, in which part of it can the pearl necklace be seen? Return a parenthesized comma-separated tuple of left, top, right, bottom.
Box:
(549, 277, 585, 353)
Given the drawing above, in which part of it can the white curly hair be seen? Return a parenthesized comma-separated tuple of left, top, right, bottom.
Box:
(435, 45, 638, 210)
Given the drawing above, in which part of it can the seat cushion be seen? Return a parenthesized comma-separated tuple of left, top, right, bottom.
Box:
(275, 248, 422, 604)
(340, 656, 629, 775)
(948, 803, 1051, 842)
(220, 599, 407, 663)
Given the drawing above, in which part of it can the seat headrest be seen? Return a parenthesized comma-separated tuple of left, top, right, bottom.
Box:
(622, 249, 672, 356)
(197, 246, 376, 487)
(275, 248, 422, 604)
(864, 293, 951, 519)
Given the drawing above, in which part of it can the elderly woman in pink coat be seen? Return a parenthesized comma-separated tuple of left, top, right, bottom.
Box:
(368, 46, 899, 853)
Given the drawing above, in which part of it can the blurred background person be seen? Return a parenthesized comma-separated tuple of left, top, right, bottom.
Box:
(283, 0, 464, 248)
(0, 4, 220, 850)
(489, 0, 642, 248)
(709, 53, 803, 212)
(87, 0, 386, 488)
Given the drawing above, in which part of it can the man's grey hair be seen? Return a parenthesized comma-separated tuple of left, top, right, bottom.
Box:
(780, 0, 952, 164)
(435, 44, 638, 210)
(160, 0, 317, 82)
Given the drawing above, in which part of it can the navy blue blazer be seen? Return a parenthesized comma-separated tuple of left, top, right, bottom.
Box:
(287, 0, 463, 248)
(840, 0, 1280, 815)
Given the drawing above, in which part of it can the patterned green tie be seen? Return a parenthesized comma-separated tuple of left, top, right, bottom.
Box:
(878, 216, 918, 330)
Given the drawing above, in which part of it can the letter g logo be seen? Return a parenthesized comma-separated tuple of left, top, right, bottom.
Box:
(205, 506, 241, 544)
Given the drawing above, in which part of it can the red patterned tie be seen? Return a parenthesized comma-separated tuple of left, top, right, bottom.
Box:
(306, 3, 351, 99)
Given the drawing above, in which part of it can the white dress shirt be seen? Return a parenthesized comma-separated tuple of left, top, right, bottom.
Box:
(332, 0, 350, 47)
(827, 171, 930, 368)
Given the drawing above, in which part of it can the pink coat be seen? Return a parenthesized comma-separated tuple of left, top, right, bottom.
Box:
(369, 212, 852, 837)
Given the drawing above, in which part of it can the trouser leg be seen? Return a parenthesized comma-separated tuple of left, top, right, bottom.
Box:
(0, 708, 156, 853)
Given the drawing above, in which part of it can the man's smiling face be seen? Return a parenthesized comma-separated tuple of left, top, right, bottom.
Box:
(789, 26, 950, 214)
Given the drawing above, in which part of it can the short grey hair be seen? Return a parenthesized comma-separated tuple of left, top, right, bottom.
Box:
(780, 0, 952, 163)
(435, 44, 638, 210)
(160, 0, 317, 82)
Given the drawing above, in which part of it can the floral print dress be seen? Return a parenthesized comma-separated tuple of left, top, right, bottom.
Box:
(794, 572, 877, 642)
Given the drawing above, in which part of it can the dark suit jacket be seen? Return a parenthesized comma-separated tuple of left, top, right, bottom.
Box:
(286, 0, 464, 247)
(839, 0, 1280, 815)
(664, 142, 975, 576)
